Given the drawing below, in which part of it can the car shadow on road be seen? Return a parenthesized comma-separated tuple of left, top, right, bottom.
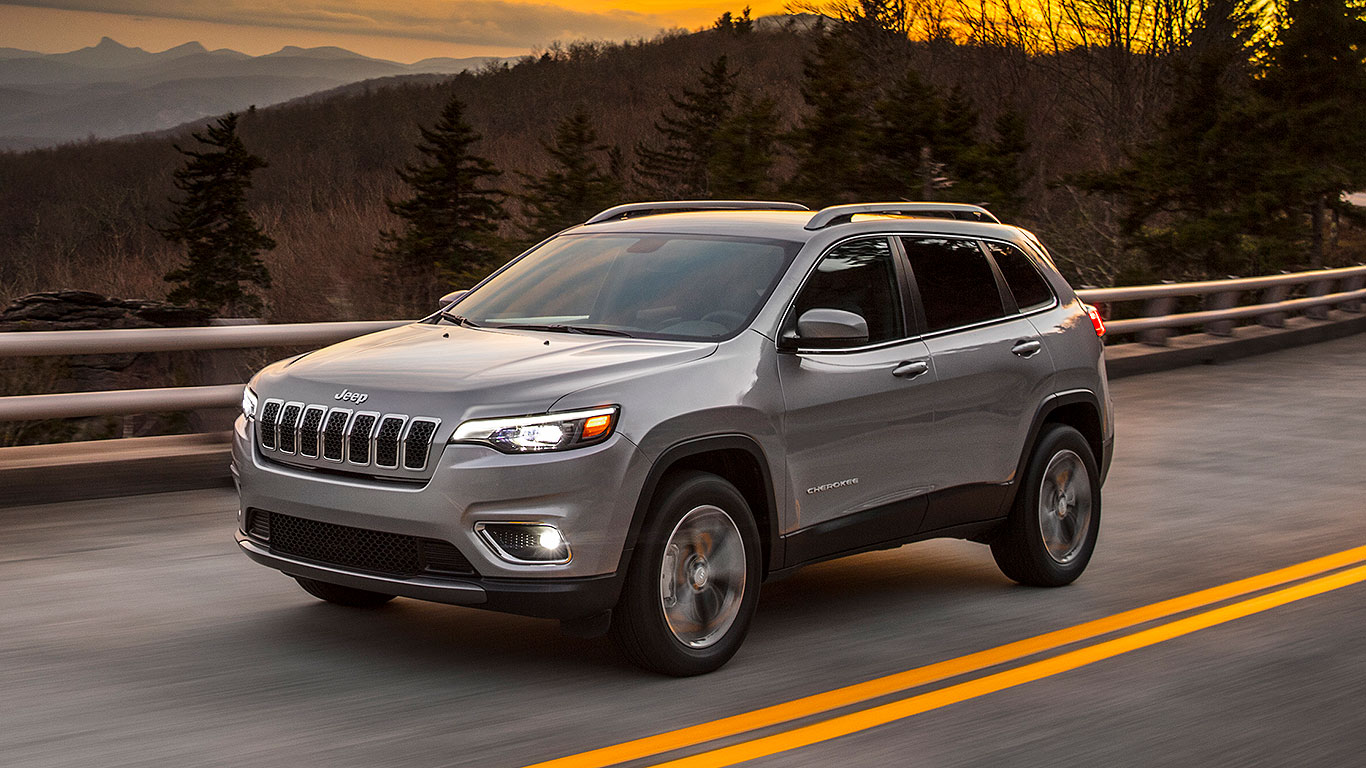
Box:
(221, 539, 1012, 678)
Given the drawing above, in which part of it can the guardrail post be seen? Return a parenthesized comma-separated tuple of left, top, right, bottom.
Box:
(1258, 273, 1292, 327)
(1304, 279, 1333, 320)
(1202, 279, 1241, 337)
(1138, 287, 1177, 346)
(1337, 272, 1364, 313)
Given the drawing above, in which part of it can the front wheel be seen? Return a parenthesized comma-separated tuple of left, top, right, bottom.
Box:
(991, 424, 1101, 587)
(610, 471, 762, 676)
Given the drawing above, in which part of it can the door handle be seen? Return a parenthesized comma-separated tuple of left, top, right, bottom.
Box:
(1011, 339, 1043, 358)
(892, 360, 930, 379)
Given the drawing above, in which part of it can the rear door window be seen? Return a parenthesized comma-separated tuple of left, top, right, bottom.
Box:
(987, 241, 1055, 312)
(900, 237, 1008, 333)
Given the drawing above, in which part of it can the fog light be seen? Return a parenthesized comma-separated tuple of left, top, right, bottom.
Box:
(538, 527, 563, 550)
(476, 523, 571, 564)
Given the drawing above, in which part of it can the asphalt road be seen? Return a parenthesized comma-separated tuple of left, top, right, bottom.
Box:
(4, 334, 1366, 768)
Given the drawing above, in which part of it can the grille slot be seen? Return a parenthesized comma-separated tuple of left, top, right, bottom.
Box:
(259, 400, 282, 449)
(264, 511, 476, 577)
(298, 405, 326, 458)
(322, 410, 349, 461)
(404, 419, 439, 470)
(277, 403, 303, 454)
(348, 413, 377, 465)
(374, 416, 407, 469)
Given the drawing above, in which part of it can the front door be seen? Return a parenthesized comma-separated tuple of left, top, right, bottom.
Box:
(778, 236, 937, 561)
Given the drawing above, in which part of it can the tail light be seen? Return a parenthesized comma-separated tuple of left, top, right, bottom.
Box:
(1084, 304, 1106, 338)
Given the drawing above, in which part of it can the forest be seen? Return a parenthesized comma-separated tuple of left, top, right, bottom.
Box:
(1, 0, 1364, 323)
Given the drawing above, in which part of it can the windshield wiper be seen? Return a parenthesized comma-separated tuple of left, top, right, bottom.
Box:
(492, 323, 634, 338)
(434, 311, 481, 328)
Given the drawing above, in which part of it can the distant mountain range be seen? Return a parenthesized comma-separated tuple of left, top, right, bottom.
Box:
(0, 37, 502, 150)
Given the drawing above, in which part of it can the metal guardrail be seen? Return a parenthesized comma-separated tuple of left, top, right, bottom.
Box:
(0, 319, 405, 358)
(0, 266, 1363, 423)
(1080, 264, 1366, 344)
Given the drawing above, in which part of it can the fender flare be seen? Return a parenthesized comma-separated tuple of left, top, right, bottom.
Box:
(619, 434, 782, 575)
(1005, 389, 1107, 511)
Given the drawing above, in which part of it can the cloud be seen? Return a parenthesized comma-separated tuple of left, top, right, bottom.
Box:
(5, 1, 681, 48)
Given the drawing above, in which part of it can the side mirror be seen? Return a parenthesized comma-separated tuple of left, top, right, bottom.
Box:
(782, 308, 869, 350)
(438, 289, 467, 307)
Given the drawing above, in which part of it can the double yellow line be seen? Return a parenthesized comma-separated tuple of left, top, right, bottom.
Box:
(524, 545, 1366, 768)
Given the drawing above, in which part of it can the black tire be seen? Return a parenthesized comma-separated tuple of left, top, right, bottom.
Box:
(991, 424, 1101, 587)
(294, 576, 396, 607)
(610, 470, 762, 676)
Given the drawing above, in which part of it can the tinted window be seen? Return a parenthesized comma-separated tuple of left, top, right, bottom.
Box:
(988, 241, 1054, 311)
(901, 237, 1007, 332)
(452, 233, 801, 341)
(793, 238, 903, 345)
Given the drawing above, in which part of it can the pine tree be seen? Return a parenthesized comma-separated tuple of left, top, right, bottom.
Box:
(518, 108, 622, 241)
(980, 109, 1030, 220)
(159, 113, 274, 317)
(1254, 0, 1366, 266)
(634, 56, 739, 198)
(786, 32, 875, 205)
(867, 67, 943, 200)
(379, 96, 505, 311)
(934, 86, 987, 191)
(714, 7, 755, 35)
(709, 94, 781, 198)
(1077, 0, 1269, 278)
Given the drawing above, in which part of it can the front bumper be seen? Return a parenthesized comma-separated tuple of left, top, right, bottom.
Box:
(232, 414, 650, 617)
(236, 533, 624, 618)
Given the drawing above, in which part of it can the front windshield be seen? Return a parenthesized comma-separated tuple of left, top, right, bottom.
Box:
(445, 233, 802, 341)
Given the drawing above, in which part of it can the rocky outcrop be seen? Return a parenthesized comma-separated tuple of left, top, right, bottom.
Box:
(0, 290, 210, 331)
(0, 291, 215, 445)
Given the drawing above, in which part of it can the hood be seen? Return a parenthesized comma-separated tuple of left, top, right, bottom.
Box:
(253, 322, 716, 423)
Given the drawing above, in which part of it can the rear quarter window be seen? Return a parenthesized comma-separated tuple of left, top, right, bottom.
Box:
(987, 241, 1055, 312)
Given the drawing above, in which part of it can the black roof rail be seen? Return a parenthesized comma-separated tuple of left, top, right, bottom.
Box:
(584, 200, 810, 225)
(804, 202, 1001, 230)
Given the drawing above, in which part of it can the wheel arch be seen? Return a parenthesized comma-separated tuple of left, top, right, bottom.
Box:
(623, 435, 781, 577)
(1005, 390, 1107, 510)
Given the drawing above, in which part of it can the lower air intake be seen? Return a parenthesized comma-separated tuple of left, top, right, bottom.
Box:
(261, 511, 476, 577)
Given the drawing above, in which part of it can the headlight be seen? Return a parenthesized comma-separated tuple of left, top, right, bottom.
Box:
(241, 386, 258, 420)
(450, 406, 618, 453)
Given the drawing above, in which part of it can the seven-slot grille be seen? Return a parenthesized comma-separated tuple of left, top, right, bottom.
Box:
(245, 509, 476, 577)
(255, 398, 440, 472)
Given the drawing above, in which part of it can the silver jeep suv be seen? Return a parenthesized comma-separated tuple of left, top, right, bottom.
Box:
(234, 201, 1113, 676)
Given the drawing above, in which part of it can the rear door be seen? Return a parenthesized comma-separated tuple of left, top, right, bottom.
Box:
(898, 236, 1056, 532)
(778, 236, 936, 558)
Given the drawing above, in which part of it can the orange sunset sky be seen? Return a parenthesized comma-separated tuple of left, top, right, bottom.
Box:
(0, 1, 788, 62)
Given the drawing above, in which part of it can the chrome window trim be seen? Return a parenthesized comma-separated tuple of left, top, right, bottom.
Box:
(401, 417, 441, 471)
(372, 414, 409, 470)
(347, 411, 381, 467)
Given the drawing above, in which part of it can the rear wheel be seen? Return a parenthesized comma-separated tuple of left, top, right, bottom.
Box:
(610, 471, 761, 676)
(294, 576, 395, 607)
(991, 424, 1101, 587)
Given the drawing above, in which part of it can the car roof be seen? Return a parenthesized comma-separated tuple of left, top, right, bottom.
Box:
(562, 209, 1028, 244)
